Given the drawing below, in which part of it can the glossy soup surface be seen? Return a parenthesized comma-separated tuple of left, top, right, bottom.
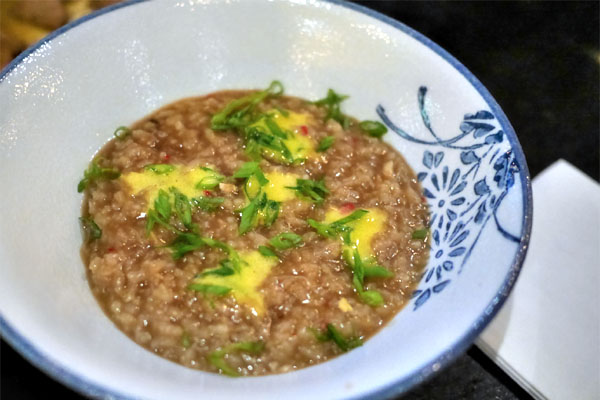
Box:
(80, 87, 429, 376)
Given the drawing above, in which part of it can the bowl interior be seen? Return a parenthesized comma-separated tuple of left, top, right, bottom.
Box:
(0, 1, 530, 399)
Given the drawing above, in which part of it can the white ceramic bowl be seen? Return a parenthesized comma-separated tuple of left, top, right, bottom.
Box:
(0, 1, 532, 398)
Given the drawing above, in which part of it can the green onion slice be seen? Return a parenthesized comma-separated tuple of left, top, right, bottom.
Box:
(359, 120, 387, 138)
(286, 178, 329, 204)
(269, 232, 303, 250)
(113, 126, 132, 140)
(317, 136, 335, 152)
(412, 228, 429, 240)
(144, 164, 174, 175)
(79, 216, 102, 241)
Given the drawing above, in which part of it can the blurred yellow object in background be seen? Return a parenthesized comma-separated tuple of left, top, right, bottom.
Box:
(1, 0, 120, 68)
(64, 0, 93, 21)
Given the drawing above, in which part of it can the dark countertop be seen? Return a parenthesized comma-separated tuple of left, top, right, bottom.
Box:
(1, 1, 598, 399)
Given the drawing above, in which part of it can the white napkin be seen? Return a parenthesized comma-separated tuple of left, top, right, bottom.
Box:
(476, 159, 600, 400)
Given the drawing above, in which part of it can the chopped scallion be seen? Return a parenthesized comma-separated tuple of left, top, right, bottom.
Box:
(258, 245, 278, 258)
(168, 232, 206, 260)
(198, 260, 236, 277)
(144, 164, 174, 175)
(196, 176, 222, 190)
(262, 200, 280, 227)
(113, 126, 132, 140)
(196, 169, 224, 190)
(307, 209, 368, 244)
(327, 324, 362, 352)
(154, 189, 172, 220)
(181, 332, 191, 348)
(79, 216, 102, 241)
(170, 188, 193, 229)
(317, 136, 335, 152)
(286, 178, 329, 205)
(332, 209, 369, 226)
(145, 208, 177, 235)
(211, 81, 283, 131)
(269, 232, 303, 250)
(311, 324, 362, 352)
(343, 248, 388, 307)
(193, 196, 224, 212)
(207, 341, 265, 377)
(188, 283, 232, 296)
(233, 162, 269, 186)
(244, 126, 295, 164)
(78, 161, 120, 192)
(313, 89, 351, 129)
(363, 265, 394, 278)
(238, 191, 266, 234)
(412, 228, 429, 240)
(264, 116, 288, 139)
(358, 290, 384, 306)
(359, 120, 387, 138)
(201, 238, 246, 274)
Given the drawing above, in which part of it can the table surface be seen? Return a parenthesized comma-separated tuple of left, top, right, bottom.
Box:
(1, 1, 598, 399)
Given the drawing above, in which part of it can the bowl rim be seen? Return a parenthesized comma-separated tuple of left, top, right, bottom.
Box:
(0, 0, 533, 398)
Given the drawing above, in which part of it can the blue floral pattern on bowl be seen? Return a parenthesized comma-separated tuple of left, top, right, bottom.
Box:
(378, 87, 521, 310)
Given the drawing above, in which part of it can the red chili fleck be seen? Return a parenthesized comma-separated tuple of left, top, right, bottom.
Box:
(300, 125, 309, 136)
(203, 190, 213, 197)
(352, 137, 359, 145)
(163, 154, 170, 161)
(107, 247, 116, 253)
(340, 202, 356, 213)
